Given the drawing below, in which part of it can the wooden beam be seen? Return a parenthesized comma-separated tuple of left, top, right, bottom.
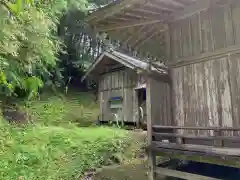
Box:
(175, 0, 196, 6)
(122, 25, 144, 45)
(145, 1, 177, 11)
(149, 0, 185, 10)
(96, 19, 162, 32)
(128, 8, 166, 16)
(152, 132, 240, 142)
(86, 0, 146, 23)
(155, 167, 220, 180)
(152, 125, 240, 131)
(151, 146, 240, 168)
(130, 24, 157, 48)
(152, 141, 240, 156)
(134, 25, 167, 49)
(173, 0, 223, 21)
(157, 0, 186, 8)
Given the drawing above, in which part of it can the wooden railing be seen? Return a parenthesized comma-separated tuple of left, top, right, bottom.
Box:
(152, 125, 240, 148)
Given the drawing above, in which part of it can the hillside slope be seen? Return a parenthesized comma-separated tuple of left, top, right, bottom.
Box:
(0, 92, 139, 180)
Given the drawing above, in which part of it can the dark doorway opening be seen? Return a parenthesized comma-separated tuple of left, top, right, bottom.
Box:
(137, 88, 146, 104)
(136, 88, 146, 128)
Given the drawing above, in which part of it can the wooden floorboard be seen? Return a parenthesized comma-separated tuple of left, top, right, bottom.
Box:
(155, 167, 221, 180)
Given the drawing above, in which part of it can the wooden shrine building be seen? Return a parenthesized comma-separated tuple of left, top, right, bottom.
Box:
(82, 50, 169, 127)
(86, 0, 240, 179)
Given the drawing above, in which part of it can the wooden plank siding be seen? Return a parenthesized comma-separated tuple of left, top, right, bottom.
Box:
(171, 54, 240, 144)
(99, 69, 138, 122)
(150, 79, 171, 126)
(164, 0, 240, 142)
(168, 0, 240, 63)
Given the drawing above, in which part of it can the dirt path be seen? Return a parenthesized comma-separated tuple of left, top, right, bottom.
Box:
(93, 159, 166, 180)
(89, 130, 166, 180)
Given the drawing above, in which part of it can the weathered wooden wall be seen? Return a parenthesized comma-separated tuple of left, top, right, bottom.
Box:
(150, 79, 172, 126)
(168, 0, 240, 134)
(169, 0, 240, 63)
(98, 69, 138, 122)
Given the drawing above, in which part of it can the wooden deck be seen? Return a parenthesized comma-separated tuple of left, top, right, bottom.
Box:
(148, 125, 240, 180)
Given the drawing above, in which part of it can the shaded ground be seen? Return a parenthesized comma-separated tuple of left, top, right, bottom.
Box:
(94, 159, 148, 180)
(93, 159, 166, 180)
(88, 130, 166, 180)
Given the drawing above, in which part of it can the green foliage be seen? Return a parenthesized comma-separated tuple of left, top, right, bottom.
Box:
(0, 120, 131, 179)
(0, 0, 61, 98)
(24, 92, 99, 126)
(0, 92, 134, 179)
(0, 0, 110, 99)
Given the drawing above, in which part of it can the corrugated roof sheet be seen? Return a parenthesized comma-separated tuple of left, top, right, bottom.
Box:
(81, 49, 168, 81)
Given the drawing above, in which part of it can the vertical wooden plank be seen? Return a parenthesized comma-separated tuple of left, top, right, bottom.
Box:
(205, 60, 216, 135)
(180, 12, 201, 57)
(113, 72, 116, 89)
(224, 3, 234, 47)
(108, 74, 111, 91)
(103, 75, 106, 91)
(200, 9, 214, 53)
(123, 88, 127, 122)
(123, 88, 134, 122)
(133, 88, 139, 126)
(182, 66, 190, 134)
(211, 5, 226, 50)
(178, 21, 183, 58)
(218, 57, 233, 136)
(146, 78, 156, 180)
(232, 0, 240, 45)
(99, 91, 104, 121)
(197, 62, 209, 135)
(161, 83, 166, 126)
(115, 71, 119, 89)
(165, 25, 171, 62)
(172, 68, 184, 135)
(228, 53, 240, 135)
(122, 71, 125, 122)
(194, 63, 199, 135)
(189, 64, 197, 135)
(165, 83, 171, 126)
(115, 72, 118, 89)
(198, 11, 202, 56)
(182, 19, 188, 58)
(188, 17, 193, 57)
(170, 23, 178, 62)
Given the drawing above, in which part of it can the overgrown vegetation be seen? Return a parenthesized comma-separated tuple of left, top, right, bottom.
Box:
(24, 92, 99, 126)
(0, 0, 145, 179)
(0, 0, 112, 98)
(0, 121, 132, 179)
(0, 92, 137, 180)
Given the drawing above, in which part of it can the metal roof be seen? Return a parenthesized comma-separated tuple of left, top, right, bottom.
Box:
(81, 49, 168, 81)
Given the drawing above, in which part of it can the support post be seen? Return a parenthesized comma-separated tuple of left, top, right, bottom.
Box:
(146, 64, 156, 180)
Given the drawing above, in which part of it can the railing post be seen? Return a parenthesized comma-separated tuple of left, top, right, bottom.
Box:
(214, 129, 223, 147)
(146, 66, 156, 180)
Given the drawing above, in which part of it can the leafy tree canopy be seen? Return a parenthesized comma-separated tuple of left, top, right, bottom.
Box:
(0, 0, 109, 99)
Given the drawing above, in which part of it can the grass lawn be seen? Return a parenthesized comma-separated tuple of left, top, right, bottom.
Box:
(0, 92, 141, 180)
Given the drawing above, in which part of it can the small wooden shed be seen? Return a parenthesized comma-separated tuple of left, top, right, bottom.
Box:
(82, 50, 169, 126)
